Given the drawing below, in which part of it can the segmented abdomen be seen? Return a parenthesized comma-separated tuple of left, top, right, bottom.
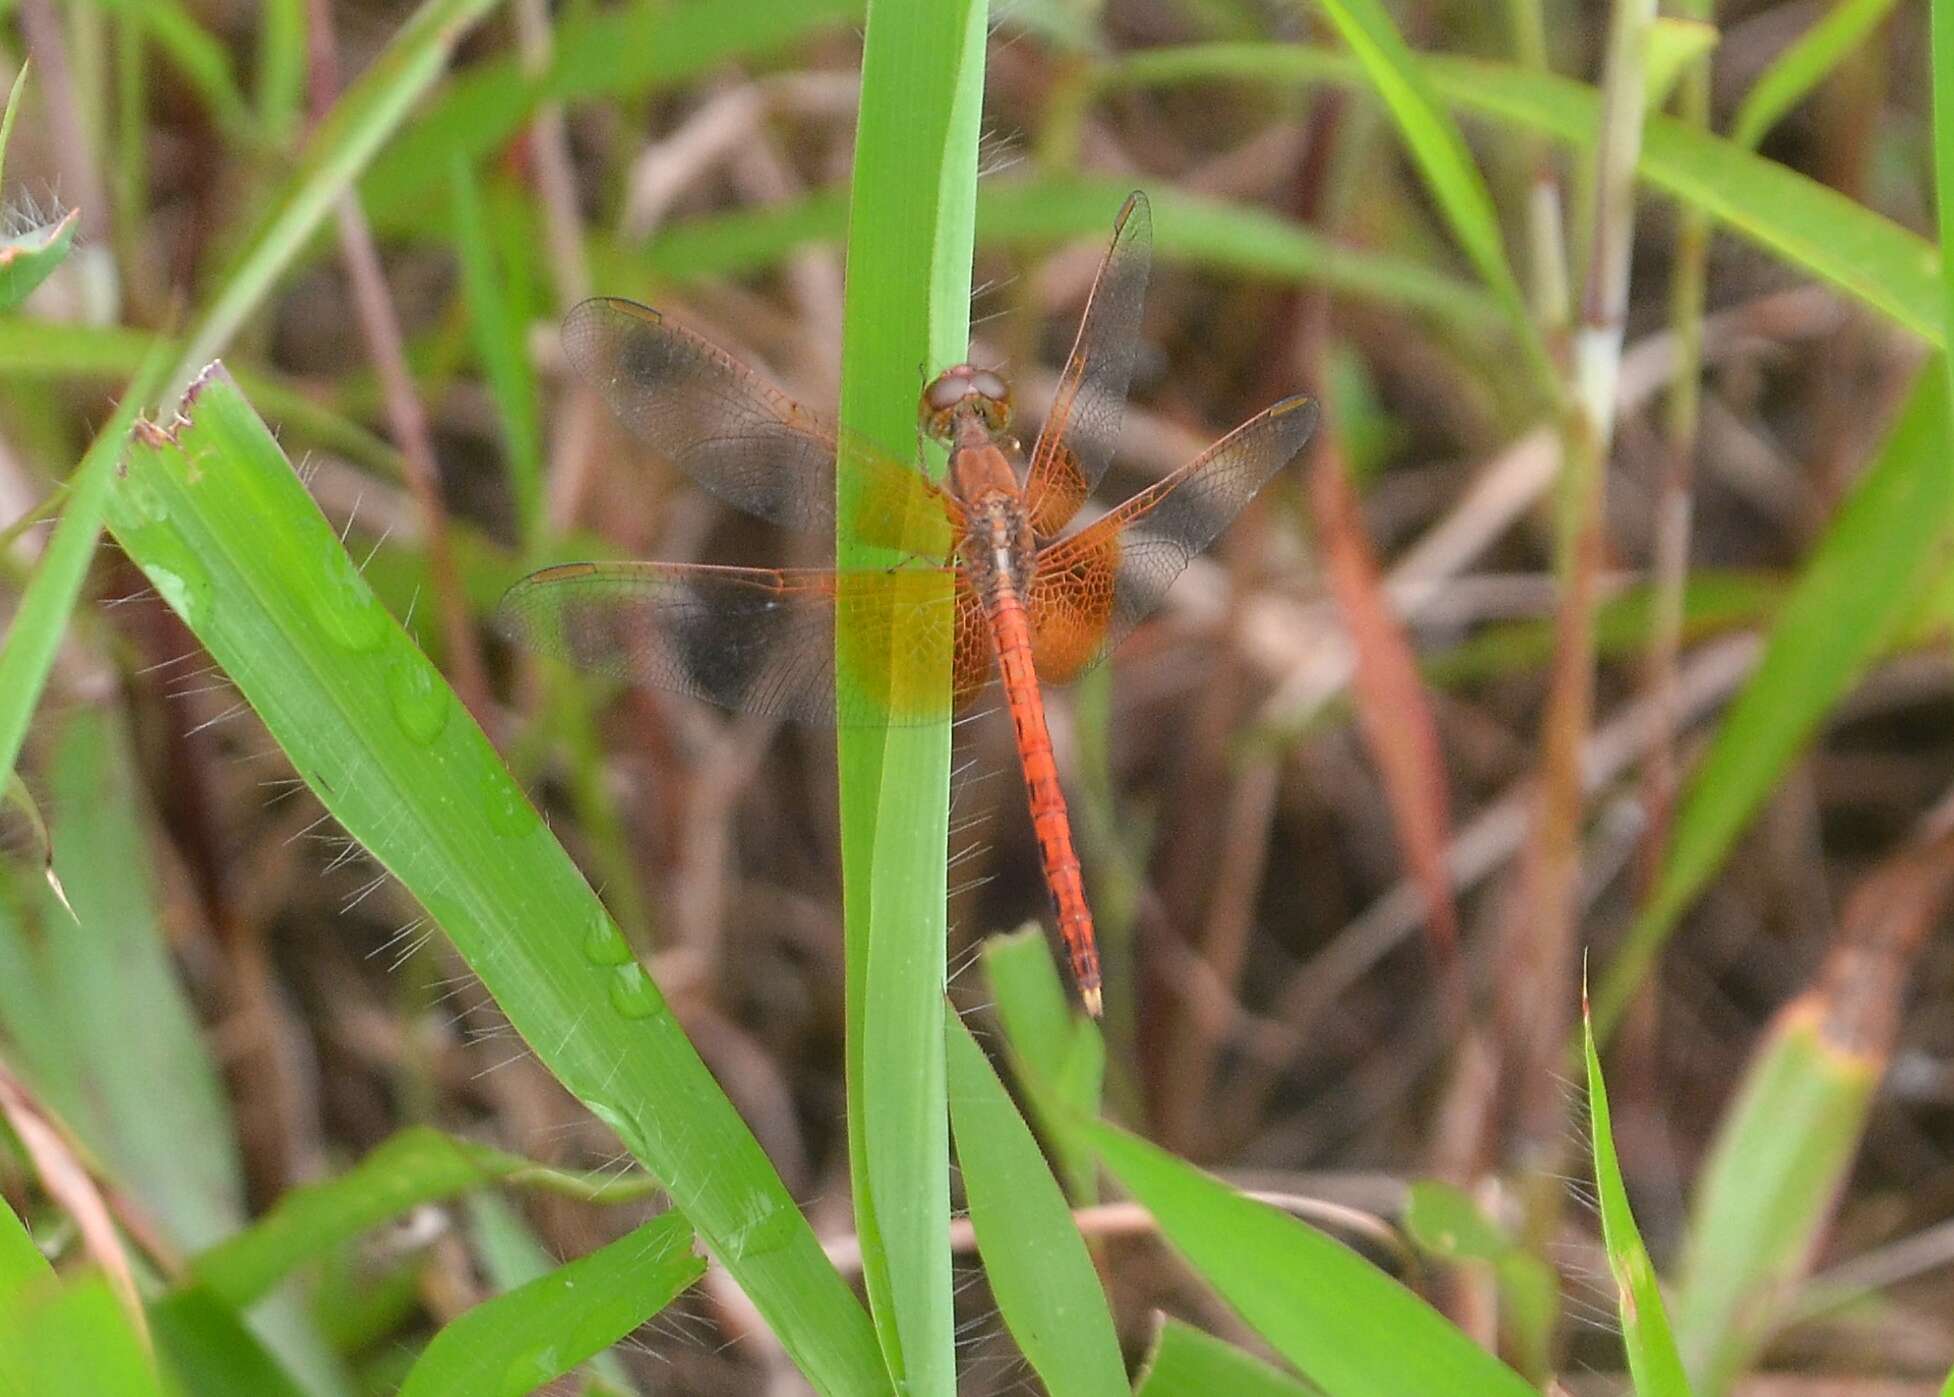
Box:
(983, 578, 1102, 1016)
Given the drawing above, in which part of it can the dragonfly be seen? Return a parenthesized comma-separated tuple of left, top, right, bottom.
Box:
(498, 192, 1317, 1017)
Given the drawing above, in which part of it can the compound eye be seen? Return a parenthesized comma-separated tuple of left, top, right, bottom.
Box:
(923, 373, 968, 413)
(970, 368, 1009, 403)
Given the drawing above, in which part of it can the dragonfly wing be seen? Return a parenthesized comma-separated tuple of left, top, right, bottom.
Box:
(565, 298, 960, 552)
(497, 561, 975, 727)
(566, 298, 841, 534)
(1023, 192, 1153, 539)
(1028, 394, 1318, 683)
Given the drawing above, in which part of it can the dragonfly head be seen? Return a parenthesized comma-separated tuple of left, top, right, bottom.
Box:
(920, 363, 1012, 441)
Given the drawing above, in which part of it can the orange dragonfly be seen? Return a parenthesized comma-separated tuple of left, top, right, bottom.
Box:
(498, 193, 1317, 1016)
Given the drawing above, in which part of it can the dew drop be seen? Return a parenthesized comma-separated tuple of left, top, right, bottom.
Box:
(136, 532, 213, 627)
(581, 912, 633, 967)
(482, 766, 533, 836)
(307, 535, 389, 653)
(607, 962, 660, 1020)
(723, 1197, 798, 1261)
(384, 654, 451, 746)
(118, 470, 166, 526)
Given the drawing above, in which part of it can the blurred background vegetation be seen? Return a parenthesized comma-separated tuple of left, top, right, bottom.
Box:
(2, 0, 1953, 1393)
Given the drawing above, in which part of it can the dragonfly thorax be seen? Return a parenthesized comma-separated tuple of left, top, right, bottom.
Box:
(958, 492, 1036, 599)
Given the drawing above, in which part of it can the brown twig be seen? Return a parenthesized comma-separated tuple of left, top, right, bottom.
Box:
(1500, 0, 1655, 1158)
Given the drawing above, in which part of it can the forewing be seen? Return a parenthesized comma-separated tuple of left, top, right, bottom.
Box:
(497, 561, 975, 727)
(564, 298, 957, 551)
(1028, 395, 1319, 683)
(1023, 192, 1153, 538)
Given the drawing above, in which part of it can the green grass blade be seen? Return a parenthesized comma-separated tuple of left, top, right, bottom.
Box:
(1592, 368, 1954, 1037)
(449, 156, 543, 553)
(254, 0, 305, 146)
(1729, 0, 1901, 151)
(1136, 1318, 1321, 1396)
(1583, 994, 1693, 1397)
(1085, 1121, 1535, 1397)
(150, 1286, 311, 1397)
(398, 1213, 703, 1397)
(0, 1197, 55, 1301)
(1934, 0, 1954, 428)
(361, 0, 863, 229)
(609, 177, 1503, 328)
(0, 61, 32, 193)
(1644, 19, 1718, 110)
(1309, 1, 1554, 390)
(0, 1274, 166, 1397)
(0, 710, 245, 1257)
(1402, 1182, 1556, 1380)
(0, 207, 77, 314)
(834, 2, 987, 1391)
(104, 372, 886, 1396)
(0, 343, 165, 788)
(1098, 46, 1944, 347)
(1673, 941, 1908, 1397)
(981, 927, 1103, 1202)
(188, 1127, 659, 1308)
(465, 1195, 640, 1396)
(168, 0, 500, 398)
(945, 1013, 1125, 1396)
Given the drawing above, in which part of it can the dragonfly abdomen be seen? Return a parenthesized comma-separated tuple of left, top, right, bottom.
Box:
(983, 576, 1103, 1017)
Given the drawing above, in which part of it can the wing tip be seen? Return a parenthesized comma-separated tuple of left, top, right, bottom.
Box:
(561, 296, 663, 361)
(1272, 394, 1321, 447)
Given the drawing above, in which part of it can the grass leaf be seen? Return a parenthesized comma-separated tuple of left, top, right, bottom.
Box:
(0, 344, 166, 788)
(0, 1274, 166, 1396)
(1583, 992, 1693, 1397)
(1136, 1318, 1320, 1396)
(0, 205, 76, 316)
(0, 61, 31, 193)
(1592, 368, 1954, 1037)
(150, 1286, 312, 1397)
(1671, 832, 1954, 1395)
(1672, 1005, 1879, 1394)
(981, 927, 1103, 1202)
(0, 710, 245, 1258)
(1086, 1120, 1535, 1397)
(188, 1127, 660, 1309)
(397, 1213, 702, 1397)
(832, 1, 987, 1389)
(1933, 0, 1954, 434)
(103, 371, 887, 1396)
(0, 1197, 55, 1302)
(1309, 2, 1553, 388)
(1729, 0, 1902, 151)
(604, 177, 1502, 327)
(1099, 46, 1944, 346)
(945, 1012, 1126, 1396)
